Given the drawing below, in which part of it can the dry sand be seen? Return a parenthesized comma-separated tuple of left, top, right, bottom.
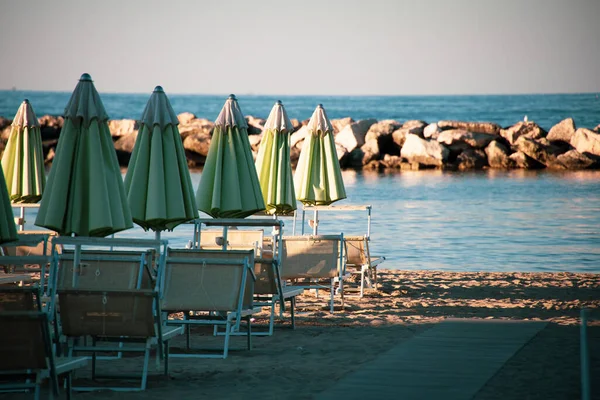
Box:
(1, 269, 599, 399)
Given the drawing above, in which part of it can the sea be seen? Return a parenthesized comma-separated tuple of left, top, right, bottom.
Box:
(2, 91, 600, 273)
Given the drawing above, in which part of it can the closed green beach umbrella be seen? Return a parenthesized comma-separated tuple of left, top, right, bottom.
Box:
(195, 94, 265, 218)
(294, 104, 346, 206)
(35, 73, 133, 237)
(0, 172, 17, 244)
(1, 99, 46, 203)
(255, 100, 296, 215)
(124, 86, 198, 235)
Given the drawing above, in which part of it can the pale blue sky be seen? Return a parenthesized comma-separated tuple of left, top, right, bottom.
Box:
(0, 0, 598, 95)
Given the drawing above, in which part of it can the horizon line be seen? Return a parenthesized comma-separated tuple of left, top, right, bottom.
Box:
(1, 88, 599, 98)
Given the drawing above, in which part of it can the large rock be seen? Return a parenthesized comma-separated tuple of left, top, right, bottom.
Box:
(364, 120, 402, 142)
(509, 151, 544, 169)
(402, 120, 426, 135)
(290, 118, 302, 132)
(331, 117, 354, 134)
(246, 116, 265, 135)
(570, 128, 600, 157)
(485, 141, 515, 169)
(556, 150, 599, 170)
(438, 121, 501, 135)
(183, 132, 211, 157)
(335, 119, 376, 152)
(594, 124, 600, 133)
(0, 117, 11, 131)
(108, 119, 138, 138)
(457, 149, 487, 170)
(500, 121, 546, 145)
(177, 112, 196, 125)
(290, 125, 309, 148)
(437, 129, 496, 150)
(339, 148, 365, 169)
(362, 119, 401, 161)
(423, 123, 441, 140)
(400, 134, 449, 167)
(547, 118, 576, 143)
(514, 136, 564, 168)
(248, 132, 262, 151)
(113, 131, 139, 154)
(178, 118, 214, 140)
(392, 124, 424, 147)
(38, 115, 64, 141)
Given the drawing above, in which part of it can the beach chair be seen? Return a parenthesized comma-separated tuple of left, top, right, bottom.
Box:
(344, 235, 386, 297)
(296, 205, 386, 297)
(280, 234, 345, 313)
(161, 248, 258, 359)
(0, 286, 87, 399)
(51, 237, 181, 391)
(194, 228, 301, 335)
(1, 232, 58, 290)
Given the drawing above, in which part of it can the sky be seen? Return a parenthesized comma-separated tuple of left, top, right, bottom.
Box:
(0, 0, 599, 96)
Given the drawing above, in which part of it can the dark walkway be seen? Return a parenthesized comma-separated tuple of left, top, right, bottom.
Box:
(317, 319, 547, 400)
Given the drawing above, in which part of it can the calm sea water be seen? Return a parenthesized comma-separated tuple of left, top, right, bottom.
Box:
(1, 91, 599, 130)
(14, 170, 600, 273)
(4, 92, 600, 273)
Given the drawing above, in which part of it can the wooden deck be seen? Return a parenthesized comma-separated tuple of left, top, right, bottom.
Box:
(317, 319, 547, 400)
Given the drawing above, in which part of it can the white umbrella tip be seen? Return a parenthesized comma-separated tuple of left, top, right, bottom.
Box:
(228, 94, 237, 100)
(23, 99, 30, 104)
(276, 100, 283, 105)
(79, 73, 93, 82)
(317, 103, 324, 108)
(153, 85, 164, 93)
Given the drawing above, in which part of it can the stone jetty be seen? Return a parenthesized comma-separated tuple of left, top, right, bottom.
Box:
(1, 114, 599, 171)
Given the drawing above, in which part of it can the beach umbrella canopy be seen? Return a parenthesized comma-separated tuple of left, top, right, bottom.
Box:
(294, 104, 346, 206)
(124, 86, 198, 233)
(34, 73, 133, 237)
(0, 172, 17, 244)
(255, 100, 296, 216)
(195, 94, 265, 218)
(1, 99, 46, 203)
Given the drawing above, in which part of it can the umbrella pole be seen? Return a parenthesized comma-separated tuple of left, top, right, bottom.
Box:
(155, 231, 161, 241)
(19, 207, 25, 231)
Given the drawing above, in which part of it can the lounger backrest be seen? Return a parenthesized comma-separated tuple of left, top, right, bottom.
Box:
(0, 311, 49, 371)
(344, 235, 369, 266)
(280, 235, 342, 280)
(58, 289, 156, 338)
(198, 230, 264, 256)
(167, 249, 255, 308)
(57, 250, 153, 290)
(162, 249, 252, 313)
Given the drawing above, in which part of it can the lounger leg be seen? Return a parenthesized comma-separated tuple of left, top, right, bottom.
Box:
(269, 301, 275, 336)
(164, 340, 170, 377)
(330, 280, 334, 314)
(223, 319, 232, 359)
(91, 338, 97, 380)
(66, 373, 72, 400)
(360, 267, 365, 298)
(140, 340, 151, 391)
(290, 297, 296, 330)
(246, 316, 252, 350)
(34, 373, 41, 400)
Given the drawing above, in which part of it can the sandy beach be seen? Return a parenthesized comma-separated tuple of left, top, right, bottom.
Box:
(1, 269, 599, 400)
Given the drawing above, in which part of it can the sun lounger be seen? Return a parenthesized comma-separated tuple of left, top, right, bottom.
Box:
(344, 235, 386, 297)
(50, 237, 180, 391)
(161, 248, 258, 359)
(0, 286, 87, 399)
(196, 229, 265, 253)
(280, 234, 345, 313)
